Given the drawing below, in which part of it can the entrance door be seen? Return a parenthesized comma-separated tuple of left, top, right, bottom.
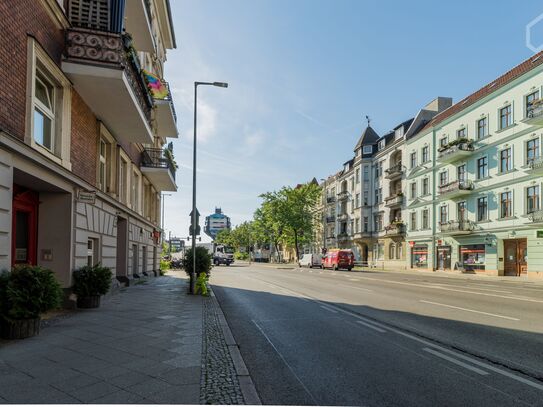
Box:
(12, 188, 39, 266)
(132, 244, 139, 276)
(142, 246, 147, 275)
(436, 246, 452, 270)
(504, 239, 528, 276)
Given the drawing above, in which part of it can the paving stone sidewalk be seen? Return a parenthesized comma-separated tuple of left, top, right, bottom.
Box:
(0, 271, 246, 404)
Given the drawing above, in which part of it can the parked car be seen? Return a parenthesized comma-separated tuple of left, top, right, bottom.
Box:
(298, 253, 322, 268)
(321, 249, 354, 271)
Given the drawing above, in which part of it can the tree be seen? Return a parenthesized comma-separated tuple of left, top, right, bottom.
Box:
(215, 229, 234, 247)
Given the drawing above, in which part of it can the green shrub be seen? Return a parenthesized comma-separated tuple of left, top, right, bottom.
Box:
(160, 259, 170, 272)
(183, 247, 212, 278)
(195, 272, 209, 296)
(72, 265, 112, 298)
(234, 251, 249, 260)
(0, 265, 63, 320)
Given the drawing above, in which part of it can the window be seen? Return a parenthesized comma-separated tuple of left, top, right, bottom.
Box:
(363, 191, 369, 206)
(440, 137, 448, 148)
(363, 166, 369, 181)
(477, 117, 488, 139)
(477, 197, 488, 221)
(410, 212, 417, 231)
(457, 164, 466, 182)
(410, 152, 417, 169)
(410, 182, 417, 199)
(389, 243, 395, 259)
(375, 188, 382, 204)
(98, 139, 108, 192)
(377, 161, 383, 178)
(422, 209, 429, 229)
(477, 156, 488, 179)
(526, 91, 540, 117)
(374, 214, 383, 231)
(526, 138, 540, 165)
(119, 157, 128, 204)
(350, 177, 355, 191)
(439, 205, 448, 224)
(355, 218, 360, 233)
(422, 146, 429, 163)
(412, 244, 428, 268)
(500, 191, 512, 218)
(500, 148, 512, 173)
(499, 105, 512, 129)
(363, 145, 372, 154)
(363, 217, 368, 232)
(132, 171, 140, 212)
(457, 201, 467, 221)
(422, 178, 429, 196)
(396, 244, 402, 260)
(460, 245, 486, 271)
(33, 71, 55, 151)
(439, 171, 448, 186)
(355, 193, 360, 208)
(375, 243, 384, 260)
(457, 128, 466, 139)
(87, 238, 99, 267)
(378, 139, 385, 151)
(356, 168, 360, 183)
(527, 185, 540, 214)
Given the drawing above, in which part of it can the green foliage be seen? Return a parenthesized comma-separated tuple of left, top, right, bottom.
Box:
(234, 251, 249, 260)
(72, 265, 112, 298)
(183, 247, 212, 277)
(195, 272, 209, 296)
(160, 259, 171, 271)
(0, 265, 63, 320)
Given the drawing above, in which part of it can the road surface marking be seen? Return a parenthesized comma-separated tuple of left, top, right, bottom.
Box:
(252, 320, 319, 404)
(423, 348, 489, 375)
(356, 320, 386, 333)
(349, 278, 360, 281)
(355, 275, 543, 304)
(419, 300, 520, 321)
(320, 305, 338, 313)
(423, 282, 513, 294)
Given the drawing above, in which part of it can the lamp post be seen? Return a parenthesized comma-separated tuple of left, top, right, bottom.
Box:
(191, 81, 228, 294)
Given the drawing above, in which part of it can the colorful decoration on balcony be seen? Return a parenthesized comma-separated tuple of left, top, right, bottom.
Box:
(143, 70, 169, 99)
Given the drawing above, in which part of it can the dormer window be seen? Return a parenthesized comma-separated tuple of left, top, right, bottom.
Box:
(378, 139, 385, 151)
(395, 127, 403, 139)
(363, 145, 372, 154)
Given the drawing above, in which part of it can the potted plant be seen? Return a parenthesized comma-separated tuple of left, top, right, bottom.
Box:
(72, 265, 112, 309)
(0, 265, 63, 339)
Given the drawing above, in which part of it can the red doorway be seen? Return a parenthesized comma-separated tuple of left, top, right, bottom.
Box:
(11, 185, 38, 266)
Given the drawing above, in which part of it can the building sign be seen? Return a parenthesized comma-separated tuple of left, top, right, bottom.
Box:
(76, 190, 96, 204)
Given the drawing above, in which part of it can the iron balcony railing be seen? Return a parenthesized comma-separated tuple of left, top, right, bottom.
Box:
(527, 103, 543, 120)
(438, 180, 473, 195)
(385, 162, 403, 178)
(326, 216, 336, 223)
(337, 233, 350, 241)
(337, 213, 348, 221)
(337, 190, 349, 200)
(437, 142, 474, 160)
(384, 223, 406, 236)
(439, 220, 475, 233)
(529, 209, 543, 223)
(326, 196, 336, 203)
(141, 148, 176, 181)
(528, 157, 543, 171)
(384, 194, 403, 206)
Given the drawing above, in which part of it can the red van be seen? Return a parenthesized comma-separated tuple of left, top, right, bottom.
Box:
(321, 249, 354, 271)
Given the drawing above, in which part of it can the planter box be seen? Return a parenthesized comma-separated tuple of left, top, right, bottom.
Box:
(0, 317, 41, 339)
(77, 295, 101, 309)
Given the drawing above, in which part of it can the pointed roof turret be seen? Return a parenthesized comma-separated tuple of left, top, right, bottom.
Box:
(354, 125, 379, 152)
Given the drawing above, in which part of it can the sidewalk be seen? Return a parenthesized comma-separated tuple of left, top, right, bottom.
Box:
(0, 271, 253, 404)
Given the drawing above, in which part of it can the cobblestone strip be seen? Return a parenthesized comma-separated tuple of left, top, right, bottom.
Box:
(200, 293, 245, 404)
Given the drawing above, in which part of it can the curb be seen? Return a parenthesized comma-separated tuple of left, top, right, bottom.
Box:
(209, 286, 262, 405)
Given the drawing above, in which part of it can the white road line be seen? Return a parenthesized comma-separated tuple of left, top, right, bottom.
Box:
(423, 282, 513, 294)
(356, 320, 386, 333)
(252, 320, 319, 404)
(320, 305, 338, 313)
(419, 300, 520, 321)
(356, 275, 543, 304)
(349, 286, 373, 293)
(349, 278, 360, 281)
(423, 348, 489, 375)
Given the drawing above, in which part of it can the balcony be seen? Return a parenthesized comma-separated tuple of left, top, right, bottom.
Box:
(63, 27, 154, 144)
(437, 140, 474, 163)
(525, 102, 543, 126)
(384, 223, 406, 237)
(438, 180, 473, 199)
(337, 213, 348, 221)
(439, 220, 475, 235)
(354, 231, 372, 239)
(326, 216, 336, 223)
(337, 190, 349, 201)
(385, 162, 403, 179)
(384, 194, 404, 208)
(326, 196, 336, 204)
(526, 157, 543, 173)
(141, 148, 177, 191)
(153, 81, 178, 139)
(529, 210, 543, 223)
(337, 233, 350, 242)
(326, 236, 336, 245)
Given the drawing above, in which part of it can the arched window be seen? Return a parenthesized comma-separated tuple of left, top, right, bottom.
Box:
(397, 244, 402, 260)
(389, 243, 396, 259)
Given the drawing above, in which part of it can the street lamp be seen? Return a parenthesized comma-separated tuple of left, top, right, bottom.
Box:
(190, 81, 228, 294)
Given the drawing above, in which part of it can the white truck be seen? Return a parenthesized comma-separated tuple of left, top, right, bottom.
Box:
(212, 244, 235, 266)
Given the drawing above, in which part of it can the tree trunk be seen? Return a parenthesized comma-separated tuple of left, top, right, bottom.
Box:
(294, 230, 299, 262)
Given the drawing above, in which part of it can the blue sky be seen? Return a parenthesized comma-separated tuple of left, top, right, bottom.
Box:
(163, 0, 543, 241)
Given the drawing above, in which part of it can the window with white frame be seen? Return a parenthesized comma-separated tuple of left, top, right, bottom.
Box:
(119, 156, 129, 204)
(356, 168, 360, 183)
(439, 136, 448, 148)
(410, 182, 417, 199)
(363, 191, 369, 206)
(132, 171, 140, 212)
(410, 212, 417, 231)
(355, 193, 360, 208)
(477, 117, 488, 139)
(457, 128, 466, 139)
(33, 71, 55, 152)
(87, 238, 99, 267)
(500, 191, 512, 218)
(378, 139, 385, 151)
(439, 171, 448, 186)
(363, 145, 372, 154)
(389, 243, 395, 259)
(410, 152, 417, 168)
(477, 156, 488, 179)
(526, 185, 540, 214)
(439, 205, 448, 224)
(477, 196, 488, 221)
(499, 105, 512, 129)
(422, 177, 429, 196)
(363, 166, 369, 181)
(396, 244, 402, 260)
(363, 216, 368, 232)
(98, 139, 108, 192)
(500, 147, 513, 173)
(422, 146, 429, 163)
(422, 209, 429, 229)
(526, 138, 540, 166)
(526, 91, 540, 118)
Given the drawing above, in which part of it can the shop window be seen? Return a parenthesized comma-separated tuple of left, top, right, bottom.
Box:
(460, 245, 485, 271)
(412, 244, 428, 268)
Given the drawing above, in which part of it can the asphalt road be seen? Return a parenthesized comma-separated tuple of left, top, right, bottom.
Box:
(211, 263, 543, 406)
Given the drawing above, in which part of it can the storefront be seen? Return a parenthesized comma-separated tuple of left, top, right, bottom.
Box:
(436, 245, 452, 270)
(460, 244, 486, 271)
(411, 244, 428, 268)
